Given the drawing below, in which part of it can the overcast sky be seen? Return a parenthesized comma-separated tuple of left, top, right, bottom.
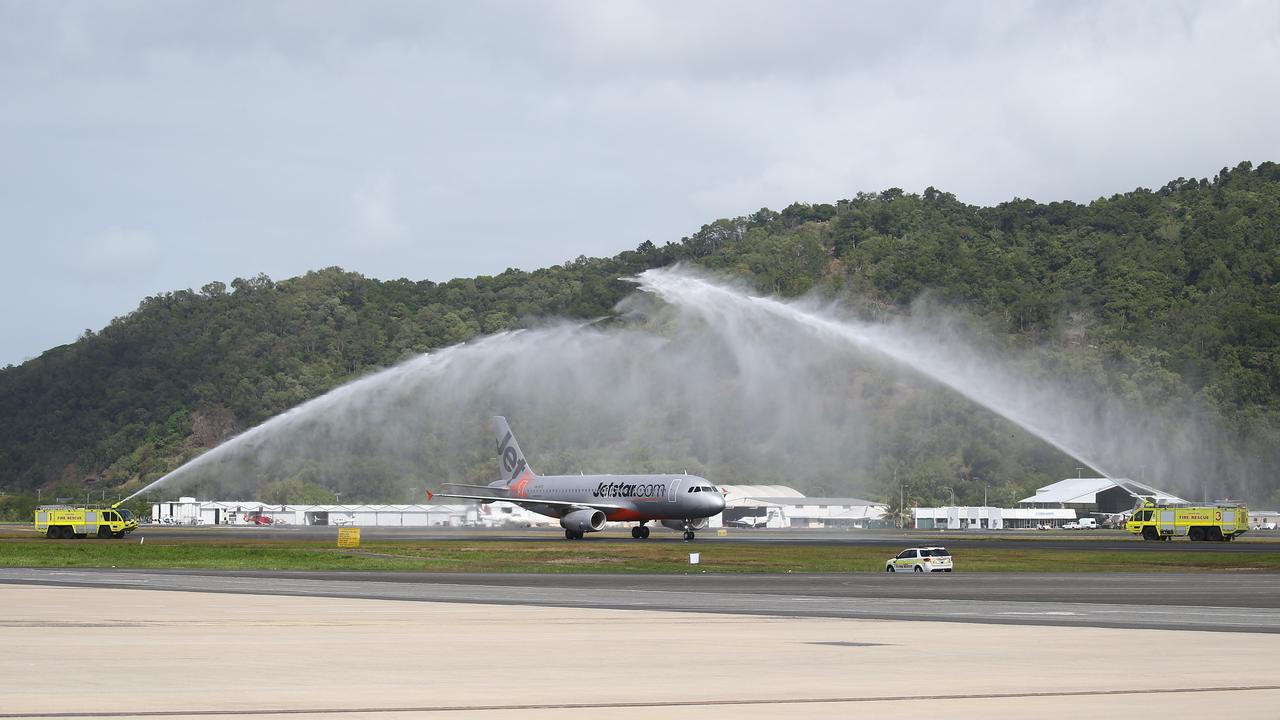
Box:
(2, 1, 1278, 367)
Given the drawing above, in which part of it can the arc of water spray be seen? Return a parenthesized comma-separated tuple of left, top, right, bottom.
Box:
(634, 269, 1120, 479)
(119, 332, 524, 503)
(129, 266, 1127, 505)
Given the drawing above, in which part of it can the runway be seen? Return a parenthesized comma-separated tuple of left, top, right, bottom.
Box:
(85, 524, 1280, 553)
(3, 568, 1279, 633)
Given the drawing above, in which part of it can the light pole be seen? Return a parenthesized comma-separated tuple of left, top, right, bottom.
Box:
(1076, 466, 1084, 479)
(900, 484, 908, 529)
(334, 492, 342, 505)
(942, 486, 956, 507)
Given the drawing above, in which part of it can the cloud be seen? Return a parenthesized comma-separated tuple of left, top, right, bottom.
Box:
(1, 1, 1279, 365)
(72, 227, 161, 278)
(348, 172, 407, 250)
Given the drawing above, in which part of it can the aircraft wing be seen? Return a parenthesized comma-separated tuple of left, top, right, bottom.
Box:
(442, 483, 510, 493)
(429, 491, 628, 511)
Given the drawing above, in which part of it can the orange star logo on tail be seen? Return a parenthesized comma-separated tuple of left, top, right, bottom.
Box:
(510, 469, 535, 497)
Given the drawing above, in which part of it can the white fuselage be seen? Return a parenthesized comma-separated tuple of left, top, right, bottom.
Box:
(493, 473, 723, 523)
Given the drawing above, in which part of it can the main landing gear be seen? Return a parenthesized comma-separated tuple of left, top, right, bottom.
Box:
(630, 525, 651, 539)
(564, 529, 584, 540)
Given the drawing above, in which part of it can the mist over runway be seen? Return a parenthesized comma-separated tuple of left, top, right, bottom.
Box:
(131, 267, 1271, 509)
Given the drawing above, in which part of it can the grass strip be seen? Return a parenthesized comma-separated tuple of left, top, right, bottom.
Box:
(2, 537, 1279, 573)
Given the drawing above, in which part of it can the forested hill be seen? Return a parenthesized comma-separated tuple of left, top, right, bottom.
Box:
(2, 160, 1278, 514)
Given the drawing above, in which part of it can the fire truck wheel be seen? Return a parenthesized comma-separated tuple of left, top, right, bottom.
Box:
(97, 526, 112, 539)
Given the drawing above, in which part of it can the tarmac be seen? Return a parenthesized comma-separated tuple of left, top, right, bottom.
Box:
(2, 584, 1278, 719)
(3, 567, 1280, 633)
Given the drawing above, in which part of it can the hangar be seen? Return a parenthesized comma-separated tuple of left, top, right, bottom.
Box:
(1018, 477, 1185, 515)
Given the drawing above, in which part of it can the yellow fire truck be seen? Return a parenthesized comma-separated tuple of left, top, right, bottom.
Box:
(1126, 501, 1248, 542)
(34, 505, 139, 539)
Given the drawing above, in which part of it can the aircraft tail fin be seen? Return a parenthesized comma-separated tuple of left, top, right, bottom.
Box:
(491, 416, 536, 486)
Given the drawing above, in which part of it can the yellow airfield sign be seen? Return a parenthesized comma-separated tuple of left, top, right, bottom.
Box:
(337, 527, 361, 548)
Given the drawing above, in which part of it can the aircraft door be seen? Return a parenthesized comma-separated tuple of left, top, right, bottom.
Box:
(667, 479, 682, 503)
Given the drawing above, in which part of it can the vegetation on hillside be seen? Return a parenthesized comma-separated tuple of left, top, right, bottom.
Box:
(2, 161, 1278, 517)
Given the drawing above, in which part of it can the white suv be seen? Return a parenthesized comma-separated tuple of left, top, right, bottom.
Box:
(885, 547, 953, 573)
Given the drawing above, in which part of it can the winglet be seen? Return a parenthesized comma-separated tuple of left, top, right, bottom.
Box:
(426, 490, 434, 502)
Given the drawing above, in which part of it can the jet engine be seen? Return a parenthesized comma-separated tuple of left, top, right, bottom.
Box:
(660, 517, 709, 532)
(560, 509, 606, 533)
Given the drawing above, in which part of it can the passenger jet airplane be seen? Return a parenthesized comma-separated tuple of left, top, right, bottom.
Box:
(430, 416, 725, 540)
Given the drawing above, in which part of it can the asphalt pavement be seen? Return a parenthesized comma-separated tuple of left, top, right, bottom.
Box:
(3, 568, 1278, 633)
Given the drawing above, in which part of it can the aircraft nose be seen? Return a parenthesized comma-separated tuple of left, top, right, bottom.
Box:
(710, 491, 725, 513)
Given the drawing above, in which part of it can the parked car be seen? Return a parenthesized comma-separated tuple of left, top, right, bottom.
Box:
(885, 547, 953, 573)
